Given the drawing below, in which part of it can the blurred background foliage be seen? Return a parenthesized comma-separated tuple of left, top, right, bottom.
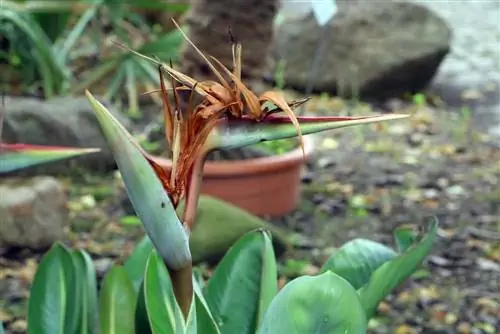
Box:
(0, 0, 189, 116)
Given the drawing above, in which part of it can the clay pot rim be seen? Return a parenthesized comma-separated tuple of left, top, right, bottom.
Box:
(153, 135, 316, 177)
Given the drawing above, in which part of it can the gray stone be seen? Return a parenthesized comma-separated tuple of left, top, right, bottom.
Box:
(268, 1, 452, 99)
(0, 177, 68, 249)
(2, 95, 132, 174)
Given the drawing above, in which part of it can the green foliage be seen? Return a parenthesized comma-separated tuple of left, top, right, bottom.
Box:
(0, 144, 99, 174)
(99, 266, 136, 334)
(26, 219, 438, 333)
(1, 0, 186, 111)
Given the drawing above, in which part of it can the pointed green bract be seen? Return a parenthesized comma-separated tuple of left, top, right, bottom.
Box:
(210, 114, 409, 150)
(85, 91, 191, 269)
(0, 143, 99, 174)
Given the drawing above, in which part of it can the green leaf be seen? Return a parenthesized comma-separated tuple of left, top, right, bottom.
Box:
(0, 321, 4, 334)
(359, 217, 439, 318)
(177, 196, 289, 264)
(99, 266, 136, 334)
(124, 235, 154, 293)
(135, 281, 152, 334)
(192, 277, 220, 334)
(27, 243, 80, 334)
(143, 251, 185, 333)
(320, 239, 397, 290)
(257, 272, 367, 334)
(72, 250, 99, 334)
(0, 143, 99, 174)
(212, 114, 409, 150)
(86, 91, 191, 269)
(0, 7, 67, 96)
(204, 229, 277, 334)
(393, 225, 419, 253)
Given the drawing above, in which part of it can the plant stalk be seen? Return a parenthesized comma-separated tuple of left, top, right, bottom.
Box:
(168, 264, 193, 320)
(183, 156, 205, 231)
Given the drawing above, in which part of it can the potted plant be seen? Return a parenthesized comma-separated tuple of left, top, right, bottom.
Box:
(147, 134, 315, 217)
(134, 20, 323, 217)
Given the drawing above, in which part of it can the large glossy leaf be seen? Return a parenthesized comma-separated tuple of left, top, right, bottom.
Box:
(0, 143, 99, 174)
(99, 266, 136, 334)
(86, 91, 190, 269)
(27, 243, 81, 334)
(124, 235, 154, 293)
(143, 251, 185, 333)
(359, 217, 439, 318)
(72, 250, 99, 334)
(210, 114, 408, 150)
(320, 239, 397, 290)
(204, 229, 277, 334)
(257, 271, 367, 333)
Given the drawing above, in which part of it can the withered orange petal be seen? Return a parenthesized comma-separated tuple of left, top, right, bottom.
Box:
(260, 91, 305, 157)
(208, 55, 261, 119)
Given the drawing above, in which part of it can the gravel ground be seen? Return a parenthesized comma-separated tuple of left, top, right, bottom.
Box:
(413, 0, 500, 145)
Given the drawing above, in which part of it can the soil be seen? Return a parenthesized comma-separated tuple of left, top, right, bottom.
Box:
(1, 93, 498, 333)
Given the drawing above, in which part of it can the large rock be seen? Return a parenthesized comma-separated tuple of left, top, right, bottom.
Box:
(2, 95, 132, 174)
(0, 177, 68, 249)
(268, 1, 452, 99)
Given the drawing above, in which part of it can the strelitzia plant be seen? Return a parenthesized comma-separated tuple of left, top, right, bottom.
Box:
(23, 22, 439, 334)
(0, 95, 100, 174)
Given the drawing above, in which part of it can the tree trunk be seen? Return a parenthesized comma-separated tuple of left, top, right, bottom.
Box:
(179, 0, 279, 94)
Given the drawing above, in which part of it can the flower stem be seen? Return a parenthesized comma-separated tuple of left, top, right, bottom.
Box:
(183, 156, 205, 231)
(169, 264, 193, 320)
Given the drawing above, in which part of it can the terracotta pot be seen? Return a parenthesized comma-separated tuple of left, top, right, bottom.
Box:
(154, 136, 316, 217)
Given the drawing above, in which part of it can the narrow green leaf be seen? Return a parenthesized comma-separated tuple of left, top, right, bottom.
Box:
(124, 235, 154, 293)
(55, 1, 101, 63)
(144, 251, 185, 334)
(393, 225, 419, 253)
(185, 297, 197, 334)
(257, 272, 367, 334)
(0, 7, 66, 96)
(192, 277, 220, 334)
(99, 266, 136, 334)
(86, 91, 191, 269)
(204, 229, 277, 334)
(0, 143, 99, 174)
(27, 243, 76, 334)
(135, 281, 152, 334)
(359, 218, 439, 318)
(320, 239, 397, 290)
(211, 114, 409, 150)
(72, 250, 99, 334)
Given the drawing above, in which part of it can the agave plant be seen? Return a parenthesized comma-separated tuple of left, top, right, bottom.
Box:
(20, 21, 439, 334)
